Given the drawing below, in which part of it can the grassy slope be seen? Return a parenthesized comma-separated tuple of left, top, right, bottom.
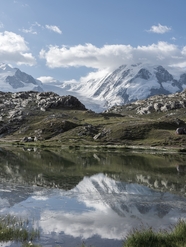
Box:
(1, 105, 186, 150)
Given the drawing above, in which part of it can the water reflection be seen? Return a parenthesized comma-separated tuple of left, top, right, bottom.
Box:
(0, 147, 186, 194)
(0, 174, 186, 247)
(0, 147, 186, 246)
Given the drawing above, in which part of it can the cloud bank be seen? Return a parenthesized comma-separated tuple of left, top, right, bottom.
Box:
(40, 42, 186, 73)
(0, 31, 35, 65)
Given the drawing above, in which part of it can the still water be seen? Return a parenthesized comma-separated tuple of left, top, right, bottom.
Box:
(0, 147, 186, 247)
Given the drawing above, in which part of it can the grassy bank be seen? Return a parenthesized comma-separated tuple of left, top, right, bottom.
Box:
(0, 214, 40, 246)
(0, 214, 185, 247)
(124, 220, 186, 247)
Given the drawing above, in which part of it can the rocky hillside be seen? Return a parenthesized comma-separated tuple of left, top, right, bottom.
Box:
(0, 91, 86, 139)
(0, 90, 186, 150)
(106, 89, 186, 115)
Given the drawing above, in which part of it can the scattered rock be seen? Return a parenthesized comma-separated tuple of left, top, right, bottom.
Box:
(176, 127, 186, 135)
(93, 128, 110, 140)
(93, 133, 102, 140)
(78, 124, 98, 137)
(21, 136, 37, 142)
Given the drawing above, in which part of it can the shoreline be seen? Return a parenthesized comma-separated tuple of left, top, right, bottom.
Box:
(0, 138, 185, 153)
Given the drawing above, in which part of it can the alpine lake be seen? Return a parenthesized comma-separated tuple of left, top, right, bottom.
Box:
(0, 145, 186, 247)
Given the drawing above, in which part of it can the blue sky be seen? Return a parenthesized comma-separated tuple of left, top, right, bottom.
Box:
(0, 0, 186, 83)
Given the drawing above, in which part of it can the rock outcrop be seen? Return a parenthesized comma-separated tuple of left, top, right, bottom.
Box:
(106, 89, 186, 115)
(0, 91, 86, 137)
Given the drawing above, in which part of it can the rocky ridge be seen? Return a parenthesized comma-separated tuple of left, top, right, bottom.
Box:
(106, 89, 186, 115)
(0, 91, 86, 138)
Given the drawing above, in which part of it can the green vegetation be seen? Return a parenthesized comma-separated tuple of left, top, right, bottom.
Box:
(1, 105, 186, 150)
(0, 214, 40, 246)
(1, 214, 185, 247)
(124, 220, 186, 247)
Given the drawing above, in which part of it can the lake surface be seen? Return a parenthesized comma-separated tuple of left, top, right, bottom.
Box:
(0, 147, 186, 247)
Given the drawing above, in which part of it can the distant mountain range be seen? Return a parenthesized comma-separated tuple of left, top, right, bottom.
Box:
(1, 62, 186, 111)
(0, 63, 103, 112)
(67, 63, 186, 108)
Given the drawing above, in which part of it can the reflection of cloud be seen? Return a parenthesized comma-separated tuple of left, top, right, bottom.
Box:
(34, 174, 186, 240)
(0, 241, 12, 247)
(40, 208, 125, 239)
(2, 174, 186, 243)
(0, 198, 10, 209)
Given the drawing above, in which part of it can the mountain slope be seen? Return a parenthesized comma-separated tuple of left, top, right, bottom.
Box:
(67, 63, 186, 108)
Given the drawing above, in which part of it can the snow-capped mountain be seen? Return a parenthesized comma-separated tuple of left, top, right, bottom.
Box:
(0, 63, 44, 92)
(0, 63, 104, 112)
(65, 63, 186, 108)
(1, 62, 186, 112)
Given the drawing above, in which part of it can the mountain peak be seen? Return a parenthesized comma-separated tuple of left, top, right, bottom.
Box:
(0, 63, 44, 92)
(0, 63, 14, 72)
(154, 65, 173, 83)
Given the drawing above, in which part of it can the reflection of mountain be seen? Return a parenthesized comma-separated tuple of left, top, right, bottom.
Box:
(0, 185, 42, 209)
(0, 147, 186, 196)
(73, 174, 186, 220)
(0, 147, 84, 190)
(2, 173, 186, 247)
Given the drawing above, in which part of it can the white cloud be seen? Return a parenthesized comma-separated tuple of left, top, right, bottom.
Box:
(21, 27, 37, 35)
(45, 25, 62, 34)
(21, 23, 62, 35)
(148, 23, 171, 34)
(39, 43, 132, 70)
(37, 76, 57, 83)
(20, 22, 42, 35)
(39, 42, 186, 72)
(181, 46, 186, 55)
(171, 37, 176, 41)
(0, 31, 36, 66)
